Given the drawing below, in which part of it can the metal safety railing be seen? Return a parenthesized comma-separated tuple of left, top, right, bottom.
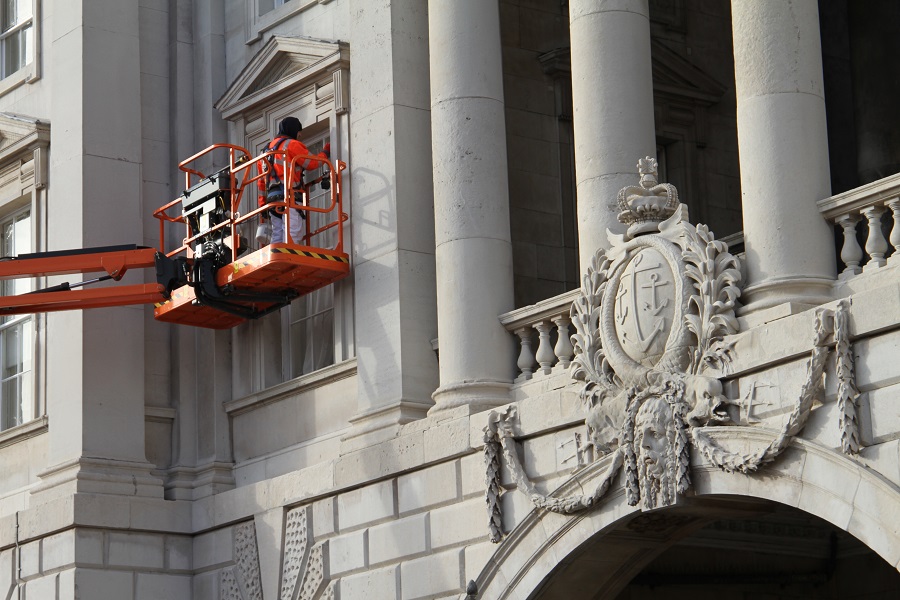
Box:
(153, 143, 348, 263)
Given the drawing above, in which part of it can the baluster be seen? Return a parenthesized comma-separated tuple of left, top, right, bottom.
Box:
(835, 214, 863, 277)
(861, 206, 888, 269)
(534, 321, 555, 375)
(552, 315, 574, 369)
(514, 327, 535, 380)
(886, 197, 900, 261)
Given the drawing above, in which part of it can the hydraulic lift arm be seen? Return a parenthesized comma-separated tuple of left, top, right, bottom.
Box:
(0, 245, 186, 316)
(0, 142, 349, 329)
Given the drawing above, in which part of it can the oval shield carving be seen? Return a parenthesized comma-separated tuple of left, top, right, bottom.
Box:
(613, 248, 677, 366)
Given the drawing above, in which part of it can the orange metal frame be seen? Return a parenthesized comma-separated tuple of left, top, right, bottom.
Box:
(0, 142, 350, 327)
(152, 144, 349, 262)
(0, 247, 167, 315)
(150, 143, 350, 328)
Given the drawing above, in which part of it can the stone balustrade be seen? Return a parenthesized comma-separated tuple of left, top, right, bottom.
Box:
(818, 173, 900, 278)
(500, 289, 580, 381)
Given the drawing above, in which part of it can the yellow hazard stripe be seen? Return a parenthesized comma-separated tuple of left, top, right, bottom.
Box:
(272, 247, 349, 263)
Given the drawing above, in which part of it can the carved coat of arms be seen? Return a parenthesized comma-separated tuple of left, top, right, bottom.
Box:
(569, 157, 740, 511)
(485, 158, 851, 541)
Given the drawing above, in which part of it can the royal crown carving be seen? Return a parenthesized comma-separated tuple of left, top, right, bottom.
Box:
(616, 157, 680, 237)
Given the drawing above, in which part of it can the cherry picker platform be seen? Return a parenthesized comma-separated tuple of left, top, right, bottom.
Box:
(0, 143, 349, 329)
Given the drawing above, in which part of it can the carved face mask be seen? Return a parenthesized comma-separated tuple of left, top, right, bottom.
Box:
(634, 397, 673, 478)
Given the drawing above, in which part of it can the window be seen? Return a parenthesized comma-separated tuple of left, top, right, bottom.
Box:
(0, 206, 33, 431)
(216, 36, 352, 395)
(0, 0, 33, 80)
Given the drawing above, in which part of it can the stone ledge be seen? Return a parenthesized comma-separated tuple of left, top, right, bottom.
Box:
(0, 416, 48, 449)
(224, 358, 357, 416)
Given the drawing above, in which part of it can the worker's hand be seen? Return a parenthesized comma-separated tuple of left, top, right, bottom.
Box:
(323, 143, 331, 158)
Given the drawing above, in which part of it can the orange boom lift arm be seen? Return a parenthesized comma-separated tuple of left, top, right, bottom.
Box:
(0, 143, 349, 329)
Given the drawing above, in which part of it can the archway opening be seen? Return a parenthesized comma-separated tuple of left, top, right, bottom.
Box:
(530, 496, 900, 599)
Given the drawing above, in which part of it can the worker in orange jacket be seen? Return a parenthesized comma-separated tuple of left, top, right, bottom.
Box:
(258, 116, 330, 244)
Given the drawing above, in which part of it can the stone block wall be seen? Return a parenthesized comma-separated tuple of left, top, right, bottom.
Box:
(3, 528, 191, 600)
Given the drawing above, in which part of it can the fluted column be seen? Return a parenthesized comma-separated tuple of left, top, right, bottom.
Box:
(569, 0, 656, 270)
(732, 0, 836, 311)
(429, 0, 515, 415)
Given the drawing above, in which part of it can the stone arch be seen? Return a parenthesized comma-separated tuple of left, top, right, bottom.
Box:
(474, 428, 900, 600)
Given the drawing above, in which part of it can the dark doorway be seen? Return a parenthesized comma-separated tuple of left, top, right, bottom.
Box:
(531, 497, 900, 599)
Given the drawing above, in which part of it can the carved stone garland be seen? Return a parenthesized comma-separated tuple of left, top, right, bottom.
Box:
(834, 300, 861, 455)
(691, 307, 832, 473)
(485, 157, 853, 543)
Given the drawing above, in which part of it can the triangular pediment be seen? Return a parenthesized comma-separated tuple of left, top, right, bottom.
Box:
(0, 112, 50, 162)
(650, 39, 726, 105)
(216, 36, 349, 119)
(538, 42, 726, 107)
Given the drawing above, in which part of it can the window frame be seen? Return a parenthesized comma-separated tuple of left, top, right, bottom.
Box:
(0, 112, 49, 441)
(216, 36, 353, 396)
(0, 205, 33, 431)
(0, 0, 40, 97)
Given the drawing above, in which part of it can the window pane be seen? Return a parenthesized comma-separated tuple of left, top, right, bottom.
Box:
(2, 24, 28, 76)
(2, 0, 15, 32)
(258, 0, 275, 17)
(290, 285, 334, 378)
(3, 321, 23, 380)
(12, 212, 30, 294)
(16, 0, 31, 22)
(0, 207, 32, 431)
(1, 376, 19, 429)
(2, 209, 31, 298)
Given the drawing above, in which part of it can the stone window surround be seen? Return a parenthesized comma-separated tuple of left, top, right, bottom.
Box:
(0, 112, 48, 446)
(0, 0, 41, 98)
(216, 35, 353, 397)
(245, 0, 335, 45)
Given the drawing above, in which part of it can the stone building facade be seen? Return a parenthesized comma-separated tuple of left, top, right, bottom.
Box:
(0, 0, 899, 598)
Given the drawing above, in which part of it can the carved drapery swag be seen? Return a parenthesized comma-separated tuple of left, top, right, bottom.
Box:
(485, 158, 860, 542)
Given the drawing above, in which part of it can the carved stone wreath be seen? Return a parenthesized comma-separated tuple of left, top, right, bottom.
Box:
(485, 158, 854, 543)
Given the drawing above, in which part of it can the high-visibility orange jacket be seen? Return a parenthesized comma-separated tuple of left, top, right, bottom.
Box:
(257, 136, 328, 207)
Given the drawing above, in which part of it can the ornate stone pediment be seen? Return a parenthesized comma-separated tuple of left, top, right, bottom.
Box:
(216, 36, 349, 120)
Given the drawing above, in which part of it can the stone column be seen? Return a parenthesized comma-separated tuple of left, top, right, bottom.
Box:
(344, 0, 439, 447)
(731, 0, 836, 311)
(428, 0, 515, 416)
(569, 0, 656, 270)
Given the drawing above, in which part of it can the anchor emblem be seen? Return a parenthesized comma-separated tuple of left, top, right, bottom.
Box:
(615, 249, 674, 360)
